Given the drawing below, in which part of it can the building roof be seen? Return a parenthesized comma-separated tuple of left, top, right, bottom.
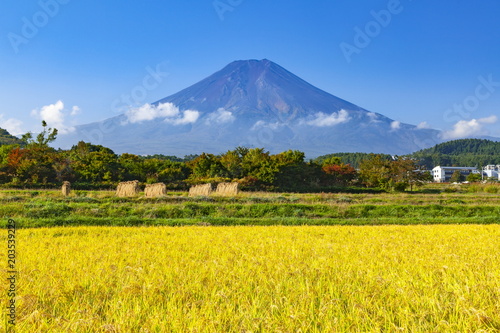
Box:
(432, 166, 477, 170)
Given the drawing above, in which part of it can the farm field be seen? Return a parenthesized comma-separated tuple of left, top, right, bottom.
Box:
(2, 187, 500, 331)
(1, 186, 500, 227)
(1, 225, 500, 332)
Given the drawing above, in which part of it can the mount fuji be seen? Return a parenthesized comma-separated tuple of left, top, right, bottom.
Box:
(56, 59, 442, 156)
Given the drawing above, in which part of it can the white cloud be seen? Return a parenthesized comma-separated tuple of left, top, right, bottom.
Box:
(442, 115, 498, 140)
(125, 102, 199, 126)
(167, 110, 200, 125)
(416, 121, 431, 129)
(367, 112, 381, 123)
(0, 115, 24, 136)
(306, 109, 350, 127)
(31, 100, 64, 125)
(250, 120, 284, 131)
(390, 120, 401, 130)
(31, 100, 77, 134)
(205, 108, 235, 125)
(480, 115, 497, 124)
(71, 106, 81, 116)
(125, 103, 179, 123)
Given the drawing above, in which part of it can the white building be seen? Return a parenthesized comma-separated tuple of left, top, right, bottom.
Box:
(483, 165, 500, 180)
(432, 166, 479, 182)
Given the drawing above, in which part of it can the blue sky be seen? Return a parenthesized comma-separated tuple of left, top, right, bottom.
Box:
(1, 0, 499, 140)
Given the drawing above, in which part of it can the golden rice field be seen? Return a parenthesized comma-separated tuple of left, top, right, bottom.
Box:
(2, 225, 500, 332)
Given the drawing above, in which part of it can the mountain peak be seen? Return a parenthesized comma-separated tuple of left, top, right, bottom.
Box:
(57, 59, 442, 156)
(228, 58, 272, 66)
(217, 58, 276, 78)
(156, 58, 362, 120)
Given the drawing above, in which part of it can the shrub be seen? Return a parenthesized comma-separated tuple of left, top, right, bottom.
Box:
(393, 182, 409, 192)
(484, 185, 498, 194)
(25, 203, 72, 218)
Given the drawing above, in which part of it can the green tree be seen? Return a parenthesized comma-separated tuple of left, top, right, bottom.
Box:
(272, 150, 310, 191)
(21, 121, 58, 147)
(187, 153, 227, 182)
(52, 152, 73, 182)
(141, 158, 188, 184)
(157, 160, 188, 184)
(241, 148, 276, 184)
(449, 170, 464, 183)
(359, 154, 392, 188)
(321, 156, 342, 167)
(359, 155, 427, 191)
(220, 149, 244, 179)
(69, 141, 119, 183)
(118, 153, 144, 181)
(466, 173, 482, 182)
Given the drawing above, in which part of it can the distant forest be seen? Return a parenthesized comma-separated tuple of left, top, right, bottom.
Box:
(315, 139, 500, 169)
(410, 139, 500, 169)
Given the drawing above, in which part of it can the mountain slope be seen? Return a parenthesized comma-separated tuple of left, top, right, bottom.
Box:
(413, 138, 500, 155)
(157, 59, 363, 119)
(411, 139, 500, 168)
(0, 128, 22, 146)
(56, 59, 442, 156)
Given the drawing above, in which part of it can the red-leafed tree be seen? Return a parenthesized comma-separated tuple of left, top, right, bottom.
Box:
(6, 147, 24, 172)
(322, 163, 357, 186)
(6, 121, 59, 184)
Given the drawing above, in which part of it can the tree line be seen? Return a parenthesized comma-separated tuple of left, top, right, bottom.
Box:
(0, 122, 434, 191)
(411, 139, 500, 169)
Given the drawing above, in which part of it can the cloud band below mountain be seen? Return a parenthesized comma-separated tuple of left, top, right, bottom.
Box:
(306, 109, 350, 127)
(124, 102, 199, 125)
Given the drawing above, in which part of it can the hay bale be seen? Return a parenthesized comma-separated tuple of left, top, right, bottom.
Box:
(215, 182, 240, 196)
(61, 181, 71, 196)
(116, 180, 140, 197)
(144, 183, 166, 198)
(188, 184, 213, 197)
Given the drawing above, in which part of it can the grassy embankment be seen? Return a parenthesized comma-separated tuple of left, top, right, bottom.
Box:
(0, 184, 499, 227)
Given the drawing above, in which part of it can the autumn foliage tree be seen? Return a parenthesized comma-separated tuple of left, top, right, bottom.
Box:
(359, 154, 430, 191)
(322, 163, 357, 187)
(5, 121, 59, 184)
